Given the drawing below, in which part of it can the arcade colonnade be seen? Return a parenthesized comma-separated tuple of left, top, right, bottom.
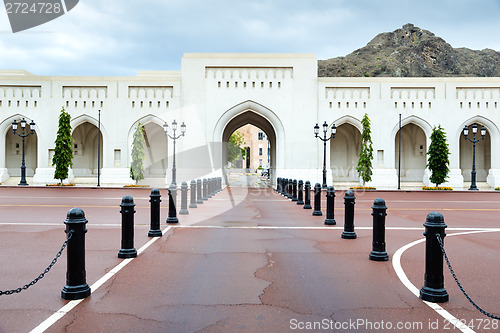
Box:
(0, 54, 499, 189)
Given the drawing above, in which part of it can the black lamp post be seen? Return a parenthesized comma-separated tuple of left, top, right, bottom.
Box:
(163, 120, 186, 186)
(314, 121, 336, 188)
(463, 123, 486, 191)
(12, 118, 35, 186)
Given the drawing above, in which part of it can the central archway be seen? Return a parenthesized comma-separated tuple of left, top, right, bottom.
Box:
(214, 101, 285, 184)
(222, 111, 276, 177)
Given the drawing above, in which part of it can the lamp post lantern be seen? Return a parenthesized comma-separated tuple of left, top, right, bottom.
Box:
(463, 123, 486, 191)
(314, 121, 336, 188)
(163, 120, 186, 186)
(12, 118, 35, 186)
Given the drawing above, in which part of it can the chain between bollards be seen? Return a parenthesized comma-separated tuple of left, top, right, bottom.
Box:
(0, 231, 72, 296)
(436, 234, 499, 319)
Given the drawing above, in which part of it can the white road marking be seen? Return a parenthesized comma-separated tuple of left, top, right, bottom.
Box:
(392, 229, 500, 333)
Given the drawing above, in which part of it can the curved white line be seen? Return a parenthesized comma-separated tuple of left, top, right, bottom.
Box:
(393, 230, 500, 333)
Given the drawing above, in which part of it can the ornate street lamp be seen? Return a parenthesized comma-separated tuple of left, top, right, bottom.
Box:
(314, 121, 336, 188)
(463, 123, 486, 190)
(12, 118, 36, 186)
(163, 120, 186, 186)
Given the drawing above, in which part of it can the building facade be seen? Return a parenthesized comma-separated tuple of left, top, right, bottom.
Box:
(1, 53, 499, 189)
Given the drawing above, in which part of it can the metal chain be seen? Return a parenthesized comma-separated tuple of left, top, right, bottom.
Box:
(436, 233, 500, 320)
(0, 230, 72, 296)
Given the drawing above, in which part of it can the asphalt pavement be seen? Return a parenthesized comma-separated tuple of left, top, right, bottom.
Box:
(1, 183, 499, 332)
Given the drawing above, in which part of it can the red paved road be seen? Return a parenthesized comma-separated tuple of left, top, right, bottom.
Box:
(0, 186, 499, 332)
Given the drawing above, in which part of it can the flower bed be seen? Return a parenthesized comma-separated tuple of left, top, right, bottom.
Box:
(422, 186, 453, 191)
(123, 184, 150, 187)
(46, 183, 76, 186)
(350, 186, 376, 190)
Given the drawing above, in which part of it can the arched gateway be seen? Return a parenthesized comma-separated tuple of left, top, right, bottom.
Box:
(213, 101, 285, 183)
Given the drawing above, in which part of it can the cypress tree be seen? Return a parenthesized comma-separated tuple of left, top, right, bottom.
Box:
(130, 123, 146, 184)
(52, 107, 74, 184)
(356, 113, 374, 187)
(427, 125, 450, 187)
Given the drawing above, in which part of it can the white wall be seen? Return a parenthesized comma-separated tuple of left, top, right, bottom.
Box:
(1, 56, 499, 188)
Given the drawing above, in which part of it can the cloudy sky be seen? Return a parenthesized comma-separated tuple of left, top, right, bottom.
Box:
(1, 0, 499, 76)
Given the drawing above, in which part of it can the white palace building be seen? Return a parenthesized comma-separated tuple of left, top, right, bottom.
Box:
(0, 53, 499, 189)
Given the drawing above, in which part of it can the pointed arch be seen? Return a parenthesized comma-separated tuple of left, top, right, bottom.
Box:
(127, 114, 168, 177)
(71, 114, 108, 141)
(213, 100, 285, 182)
(330, 120, 361, 181)
(458, 115, 497, 181)
(333, 115, 362, 133)
(1, 114, 39, 176)
(390, 115, 432, 142)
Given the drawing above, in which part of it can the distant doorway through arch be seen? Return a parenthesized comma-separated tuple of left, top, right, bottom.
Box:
(222, 111, 276, 186)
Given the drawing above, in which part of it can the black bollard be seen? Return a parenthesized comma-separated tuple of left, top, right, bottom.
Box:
(61, 208, 91, 300)
(207, 178, 213, 198)
(118, 195, 138, 258)
(148, 189, 162, 237)
(297, 180, 304, 205)
(420, 211, 449, 303)
(202, 178, 208, 201)
(179, 181, 189, 214)
(292, 179, 298, 202)
(303, 181, 312, 209)
(277, 177, 281, 193)
(196, 179, 203, 204)
(369, 198, 389, 261)
(280, 178, 286, 196)
(312, 183, 323, 216)
(280, 178, 284, 195)
(189, 180, 197, 208)
(288, 179, 293, 199)
(166, 183, 179, 223)
(341, 190, 357, 239)
(285, 178, 290, 197)
(324, 186, 336, 225)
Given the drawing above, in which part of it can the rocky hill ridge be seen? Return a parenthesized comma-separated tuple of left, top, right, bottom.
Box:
(318, 24, 500, 77)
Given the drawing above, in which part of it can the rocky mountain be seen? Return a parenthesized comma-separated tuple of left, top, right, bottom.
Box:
(318, 24, 500, 77)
